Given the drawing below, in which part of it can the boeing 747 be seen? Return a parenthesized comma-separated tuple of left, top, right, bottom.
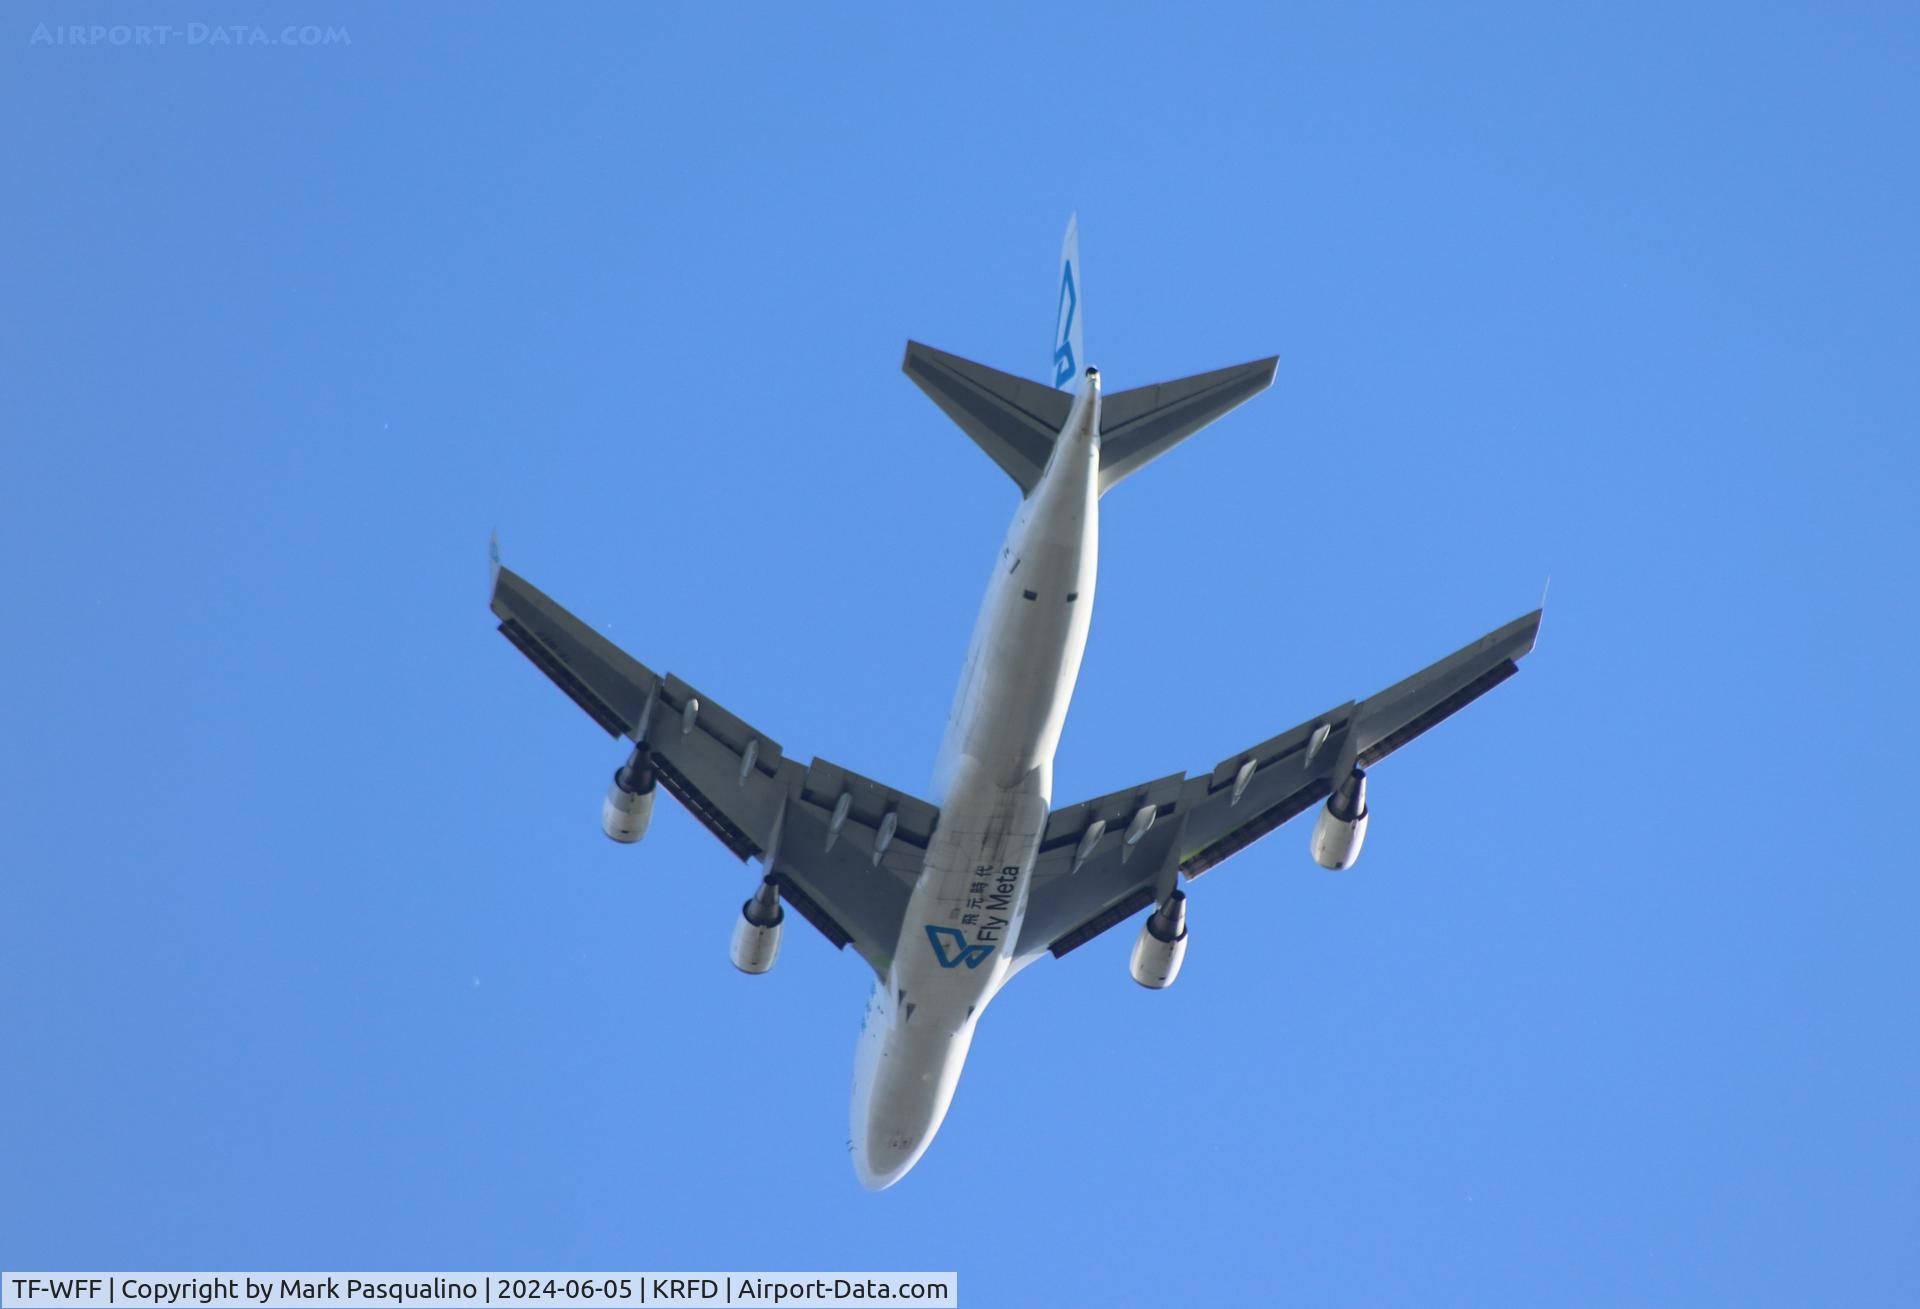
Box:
(489, 217, 1541, 1188)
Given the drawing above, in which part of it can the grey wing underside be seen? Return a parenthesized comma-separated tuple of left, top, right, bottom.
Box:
(1014, 609, 1543, 963)
(490, 561, 930, 978)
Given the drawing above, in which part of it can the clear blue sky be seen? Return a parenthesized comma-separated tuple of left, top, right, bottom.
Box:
(4, 3, 1916, 1304)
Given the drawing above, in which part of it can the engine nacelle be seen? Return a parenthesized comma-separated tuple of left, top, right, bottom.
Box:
(601, 750, 657, 844)
(729, 876, 785, 974)
(1129, 891, 1189, 989)
(1310, 768, 1369, 870)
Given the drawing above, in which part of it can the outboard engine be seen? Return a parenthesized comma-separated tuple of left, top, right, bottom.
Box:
(601, 745, 657, 844)
(1310, 768, 1369, 870)
(730, 875, 785, 974)
(1129, 891, 1188, 989)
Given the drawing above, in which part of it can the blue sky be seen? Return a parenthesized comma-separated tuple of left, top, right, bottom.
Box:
(4, 3, 1916, 1304)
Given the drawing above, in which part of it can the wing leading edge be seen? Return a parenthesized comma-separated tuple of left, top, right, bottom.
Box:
(1015, 609, 1543, 962)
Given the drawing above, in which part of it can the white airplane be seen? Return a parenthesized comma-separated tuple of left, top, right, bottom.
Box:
(490, 217, 1541, 1189)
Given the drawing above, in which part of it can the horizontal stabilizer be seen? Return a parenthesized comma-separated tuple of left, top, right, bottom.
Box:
(1098, 357, 1278, 492)
(903, 341, 1072, 494)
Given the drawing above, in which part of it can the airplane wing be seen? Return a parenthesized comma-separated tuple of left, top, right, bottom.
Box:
(490, 559, 934, 978)
(1014, 609, 1543, 962)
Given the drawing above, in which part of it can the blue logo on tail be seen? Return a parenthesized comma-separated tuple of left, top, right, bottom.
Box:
(1053, 263, 1078, 387)
(925, 925, 996, 970)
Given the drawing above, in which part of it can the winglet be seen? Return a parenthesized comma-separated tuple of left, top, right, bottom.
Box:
(489, 531, 502, 590)
(1515, 606, 1545, 658)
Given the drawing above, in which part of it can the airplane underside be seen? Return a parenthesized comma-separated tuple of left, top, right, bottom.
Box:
(488, 217, 1541, 1188)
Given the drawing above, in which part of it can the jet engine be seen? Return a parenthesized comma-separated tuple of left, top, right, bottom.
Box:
(729, 875, 785, 974)
(1129, 891, 1188, 989)
(1309, 768, 1369, 870)
(601, 747, 657, 844)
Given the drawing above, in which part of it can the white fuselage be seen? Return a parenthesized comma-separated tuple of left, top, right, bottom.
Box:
(849, 375, 1101, 1189)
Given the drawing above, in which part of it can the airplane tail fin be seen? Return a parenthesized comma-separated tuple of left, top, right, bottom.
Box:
(902, 215, 1277, 496)
(1053, 214, 1084, 391)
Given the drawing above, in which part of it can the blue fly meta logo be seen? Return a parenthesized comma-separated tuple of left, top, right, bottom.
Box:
(1052, 262, 1078, 387)
(925, 924, 995, 969)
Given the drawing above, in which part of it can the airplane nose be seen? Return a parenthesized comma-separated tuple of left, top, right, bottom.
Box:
(853, 1113, 932, 1191)
(853, 1130, 920, 1191)
(849, 1011, 977, 1189)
